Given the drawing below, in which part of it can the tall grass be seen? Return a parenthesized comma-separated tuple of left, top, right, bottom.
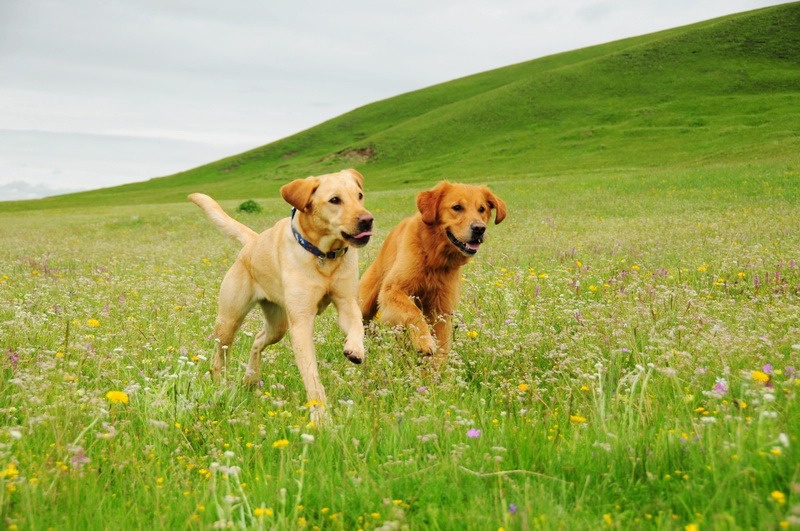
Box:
(1, 161, 798, 529)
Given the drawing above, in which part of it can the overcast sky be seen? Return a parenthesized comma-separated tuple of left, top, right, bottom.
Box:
(0, 0, 790, 201)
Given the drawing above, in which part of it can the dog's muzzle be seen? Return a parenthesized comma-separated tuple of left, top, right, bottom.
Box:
(447, 222, 485, 256)
(342, 213, 374, 247)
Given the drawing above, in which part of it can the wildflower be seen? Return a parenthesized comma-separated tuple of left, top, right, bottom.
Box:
(254, 507, 274, 517)
(87, 319, 100, 327)
(1, 463, 19, 479)
(508, 503, 518, 515)
(467, 428, 481, 439)
(569, 415, 587, 423)
(272, 439, 290, 449)
(105, 391, 129, 404)
(770, 491, 786, 505)
(762, 364, 774, 374)
(301, 433, 315, 444)
(416, 386, 428, 392)
(712, 378, 729, 394)
(685, 524, 699, 531)
(467, 330, 479, 339)
(751, 371, 770, 383)
(603, 514, 613, 525)
(517, 383, 529, 392)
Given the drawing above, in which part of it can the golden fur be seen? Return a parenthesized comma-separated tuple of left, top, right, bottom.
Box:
(359, 181, 506, 361)
(190, 169, 373, 422)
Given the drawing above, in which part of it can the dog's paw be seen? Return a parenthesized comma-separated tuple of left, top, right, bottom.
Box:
(343, 337, 364, 364)
(309, 404, 329, 425)
(414, 334, 438, 357)
(242, 370, 261, 389)
(343, 347, 364, 364)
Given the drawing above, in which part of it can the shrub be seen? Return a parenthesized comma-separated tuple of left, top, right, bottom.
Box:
(236, 199, 262, 213)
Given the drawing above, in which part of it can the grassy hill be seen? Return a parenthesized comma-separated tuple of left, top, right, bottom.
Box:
(3, 1, 799, 211)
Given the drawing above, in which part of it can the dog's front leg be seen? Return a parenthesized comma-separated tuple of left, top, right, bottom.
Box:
(378, 286, 437, 356)
(333, 296, 365, 364)
(287, 309, 328, 424)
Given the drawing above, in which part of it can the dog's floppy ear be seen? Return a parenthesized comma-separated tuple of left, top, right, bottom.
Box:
(281, 176, 320, 212)
(344, 168, 364, 190)
(482, 187, 507, 224)
(417, 182, 449, 226)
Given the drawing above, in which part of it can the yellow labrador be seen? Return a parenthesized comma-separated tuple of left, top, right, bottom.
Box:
(189, 169, 373, 422)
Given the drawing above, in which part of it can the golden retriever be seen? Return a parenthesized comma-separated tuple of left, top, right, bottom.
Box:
(189, 169, 373, 422)
(359, 181, 506, 362)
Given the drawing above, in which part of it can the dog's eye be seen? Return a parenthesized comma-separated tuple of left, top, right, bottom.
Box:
(478, 206, 486, 213)
(358, 193, 363, 200)
(452, 204, 463, 212)
(329, 197, 341, 204)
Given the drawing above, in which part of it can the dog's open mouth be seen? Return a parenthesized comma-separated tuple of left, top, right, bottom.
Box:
(447, 230, 482, 256)
(343, 230, 372, 247)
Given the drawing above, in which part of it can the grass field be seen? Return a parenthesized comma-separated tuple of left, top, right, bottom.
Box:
(1, 3, 799, 529)
(1, 160, 799, 530)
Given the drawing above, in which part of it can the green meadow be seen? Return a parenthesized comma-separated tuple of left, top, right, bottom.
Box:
(2, 3, 800, 530)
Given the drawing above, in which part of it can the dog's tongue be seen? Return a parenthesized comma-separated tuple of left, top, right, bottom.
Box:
(353, 231, 372, 239)
(467, 242, 481, 251)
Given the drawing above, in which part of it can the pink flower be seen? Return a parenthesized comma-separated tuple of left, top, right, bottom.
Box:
(467, 428, 481, 439)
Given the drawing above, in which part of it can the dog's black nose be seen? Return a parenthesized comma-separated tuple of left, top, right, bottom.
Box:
(471, 222, 486, 236)
(359, 213, 374, 231)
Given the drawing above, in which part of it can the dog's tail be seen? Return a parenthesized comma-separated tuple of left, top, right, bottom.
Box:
(188, 193, 258, 246)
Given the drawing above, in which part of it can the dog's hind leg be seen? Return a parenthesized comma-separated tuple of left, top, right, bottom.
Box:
(357, 265, 382, 321)
(243, 302, 288, 387)
(213, 263, 256, 381)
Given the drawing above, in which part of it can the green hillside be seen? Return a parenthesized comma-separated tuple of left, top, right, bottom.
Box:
(3, 2, 799, 211)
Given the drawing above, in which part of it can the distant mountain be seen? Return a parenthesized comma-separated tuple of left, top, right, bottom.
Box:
(3, 2, 798, 211)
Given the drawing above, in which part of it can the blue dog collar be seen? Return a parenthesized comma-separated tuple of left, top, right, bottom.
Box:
(291, 208, 348, 261)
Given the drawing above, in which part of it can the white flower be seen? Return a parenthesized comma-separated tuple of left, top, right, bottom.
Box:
(301, 433, 315, 444)
(9, 429, 22, 440)
(779, 433, 790, 448)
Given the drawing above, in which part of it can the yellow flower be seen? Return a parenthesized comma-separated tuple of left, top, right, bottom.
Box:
(105, 391, 129, 404)
(517, 383, 529, 392)
(751, 371, 770, 383)
(570, 415, 587, 423)
(305, 400, 325, 409)
(272, 439, 290, 449)
(589, 285, 597, 291)
(685, 524, 699, 531)
(771, 491, 786, 505)
(603, 514, 613, 525)
(254, 507, 274, 517)
(580, 385, 590, 391)
(87, 318, 100, 327)
(467, 330, 479, 339)
(1, 463, 19, 479)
